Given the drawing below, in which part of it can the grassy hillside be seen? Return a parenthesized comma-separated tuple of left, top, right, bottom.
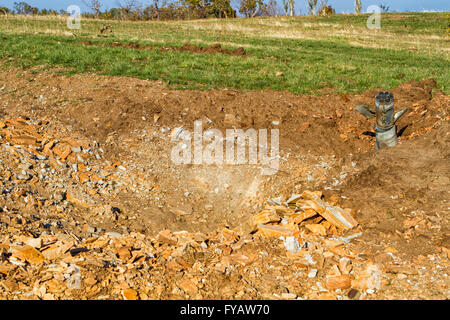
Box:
(0, 12, 448, 94)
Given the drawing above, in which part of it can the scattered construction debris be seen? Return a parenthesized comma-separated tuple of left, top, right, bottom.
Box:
(0, 70, 448, 300)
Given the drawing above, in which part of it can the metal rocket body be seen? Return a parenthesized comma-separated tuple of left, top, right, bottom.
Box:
(355, 92, 408, 150)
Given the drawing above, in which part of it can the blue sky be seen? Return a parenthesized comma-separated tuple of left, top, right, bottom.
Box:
(1, 0, 449, 14)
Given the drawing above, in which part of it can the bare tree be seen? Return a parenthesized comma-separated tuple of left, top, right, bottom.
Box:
(307, 0, 318, 15)
(117, 0, 141, 11)
(0, 7, 9, 15)
(317, 0, 328, 16)
(265, 0, 283, 16)
(117, 0, 143, 19)
(355, 0, 362, 14)
(239, 0, 264, 18)
(288, 0, 295, 16)
(83, 0, 102, 18)
(318, 0, 328, 8)
(280, 0, 289, 15)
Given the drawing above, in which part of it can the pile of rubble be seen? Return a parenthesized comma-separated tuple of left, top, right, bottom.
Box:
(0, 117, 113, 208)
(0, 117, 447, 300)
(0, 123, 377, 302)
(0, 185, 377, 300)
(249, 190, 358, 237)
(0, 117, 147, 223)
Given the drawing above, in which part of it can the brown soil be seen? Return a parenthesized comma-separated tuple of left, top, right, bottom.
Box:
(0, 66, 448, 300)
(79, 41, 247, 56)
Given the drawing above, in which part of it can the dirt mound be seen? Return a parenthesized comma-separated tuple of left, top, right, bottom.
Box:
(1, 69, 447, 232)
(79, 41, 247, 56)
(340, 121, 449, 249)
(176, 43, 247, 56)
(0, 68, 448, 299)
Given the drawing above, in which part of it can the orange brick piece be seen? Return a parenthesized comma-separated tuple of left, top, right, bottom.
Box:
(326, 275, 352, 291)
(11, 245, 46, 265)
(253, 210, 280, 225)
(52, 143, 72, 160)
(257, 224, 294, 238)
(319, 206, 358, 230)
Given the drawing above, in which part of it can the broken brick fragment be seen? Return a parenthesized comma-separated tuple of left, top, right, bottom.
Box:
(257, 224, 294, 238)
(52, 143, 72, 160)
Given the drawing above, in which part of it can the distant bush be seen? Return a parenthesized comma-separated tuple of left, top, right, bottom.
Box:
(0, 7, 10, 14)
(13, 1, 38, 15)
(87, 0, 236, 21)
(355, 0, 362, 14)
(318, 5, 335, 16)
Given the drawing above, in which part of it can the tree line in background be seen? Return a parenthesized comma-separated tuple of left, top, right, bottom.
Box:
(0, 1, 376, 20)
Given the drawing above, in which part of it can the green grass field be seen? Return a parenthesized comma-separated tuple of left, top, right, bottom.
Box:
(0, 12, 448, 94)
